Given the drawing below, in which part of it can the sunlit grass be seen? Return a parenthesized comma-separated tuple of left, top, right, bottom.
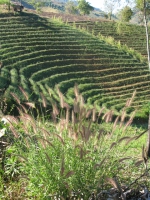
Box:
(0, 86, 149, 198)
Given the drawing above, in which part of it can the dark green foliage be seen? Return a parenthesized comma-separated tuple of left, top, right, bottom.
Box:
(77, 0, 94, 15)
(0, 76, 9, 90)
(119, 6, 133, 22)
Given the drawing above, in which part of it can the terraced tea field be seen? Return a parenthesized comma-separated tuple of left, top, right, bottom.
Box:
(68, 21, 149, 57)
(0, 12, 150, 117)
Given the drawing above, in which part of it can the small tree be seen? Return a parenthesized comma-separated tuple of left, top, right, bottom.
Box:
(104, 0, 119, 20)
(27, 0, 44, 12)
(119, 6, 133, 22)
(135, 0, 150, 70)
(65, 1, 78, 15)
(77, 0, 94, 15)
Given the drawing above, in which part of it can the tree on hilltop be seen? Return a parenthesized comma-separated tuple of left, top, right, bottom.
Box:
(119, 5, 133, 22)
(65, 1, 78, 14)
(77, 0, 94, 15)
(135, 0, 150, 70)
(104, 0, 119, 20)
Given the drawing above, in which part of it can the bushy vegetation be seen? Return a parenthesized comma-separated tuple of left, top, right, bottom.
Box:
(0, 86, 149, 199)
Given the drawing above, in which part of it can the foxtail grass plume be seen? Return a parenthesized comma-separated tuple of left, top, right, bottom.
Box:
(19, 86, 29, 101)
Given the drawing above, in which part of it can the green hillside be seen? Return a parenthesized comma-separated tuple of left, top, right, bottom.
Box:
(0, 12, 150, 118)
(68, 21, 148, 57)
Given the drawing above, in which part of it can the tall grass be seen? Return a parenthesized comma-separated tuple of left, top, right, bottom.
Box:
(0, 86, 149, 199)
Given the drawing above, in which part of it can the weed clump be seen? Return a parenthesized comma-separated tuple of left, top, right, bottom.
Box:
(0, 86, 149, 199)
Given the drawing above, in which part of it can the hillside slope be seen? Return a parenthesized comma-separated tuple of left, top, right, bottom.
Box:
(0, 12, 150, 117)
(68, 21, 149, 57)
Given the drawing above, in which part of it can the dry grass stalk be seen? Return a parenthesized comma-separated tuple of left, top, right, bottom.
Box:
(80, 94, 85, 107)
(10, 92, 20, 105)
(51, 112, 57, 123)
(82, 125, 91, 142)
(135, 159, 144, 167)
(9, 125, 19, 138)
(24, 102, 35, 109)
(102, 110, 112, 123)
(110, 142, 117, 150)
(20, 104, 27, 113)
(40, 93, 47, 108)
(86, 108, 93, 119)
(79, 107, 86, 121)
(63, 102, 70, 109)
(19, 86, 29, 101)
(52, 102, 59, 116)
(127, 90, 136, 107)
(71, 110, 75, 124)
(92, 108, 96, 122)
(105, 110, 113, 123)
(123, 110, 136, 132)
(125, 136, 138, 145)
(65, 108, 69, 126)
(73, 101, 80, 113)
(94, 157, 106, 169)
(106, 177, 126, 200)
(2, 115, 18, 125)
(45, 152, 52, 164)
(72, 131, 78, 141)
(39, 127, 51, 140)
(19, 114, 37, 134)
(119, 157, 131, 163)
(56, 86, 65, 108)
(38, 137, 54, 149)
(135, 129, 148, 140)
(142, 145, 148, 168)
(74, 83, 79, 98)
(111, 115, 120, 135)
(75, 145, 84, 159)
(56, 119, 68, 134)
(21, 123, 30, 135)
(65, 170, 74, 178)
(16, 106, 23, 116)
(118, 136, 131, 143)
(98, 107, 105, 118)
(24, 138, 30, 149)
(53, 133, 65, 145)
(13, 154, 28, 162)
(97, 130, 103, 140)
(125, 99, 131, 107)
(120, 108, 126, 128)
(80, 147, 84, 159)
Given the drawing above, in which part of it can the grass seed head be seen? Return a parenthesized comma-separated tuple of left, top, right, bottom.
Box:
(19, 86, 29, 101)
